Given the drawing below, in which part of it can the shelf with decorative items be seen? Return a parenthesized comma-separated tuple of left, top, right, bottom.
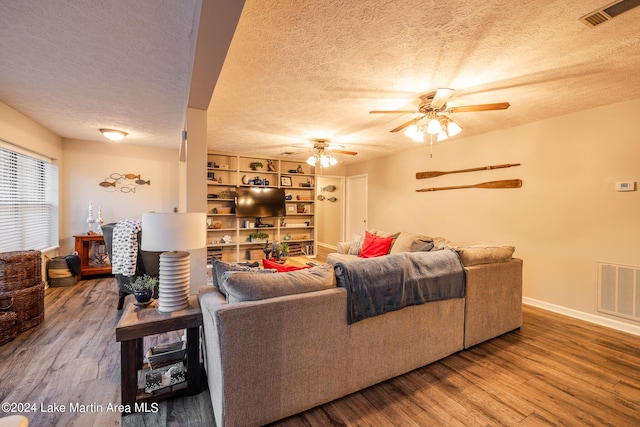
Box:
(207, 153, 238, 186)
(238, 156, 278, 188)
(206, 152, 317, 263)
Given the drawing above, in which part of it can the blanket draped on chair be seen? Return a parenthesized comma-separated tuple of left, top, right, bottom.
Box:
(334, 250, 466, 324)
(110, 219, 142, 276)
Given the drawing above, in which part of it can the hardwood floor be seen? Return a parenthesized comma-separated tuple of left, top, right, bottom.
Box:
(1, 277, 639, 426)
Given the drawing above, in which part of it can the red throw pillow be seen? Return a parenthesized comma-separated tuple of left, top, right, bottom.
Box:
(359, 231, 394, 258)
(262, 258, 311, 272)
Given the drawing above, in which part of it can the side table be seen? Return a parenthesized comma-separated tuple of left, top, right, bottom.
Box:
(115, 295, 203, 413)
(74, 234, 111, 280)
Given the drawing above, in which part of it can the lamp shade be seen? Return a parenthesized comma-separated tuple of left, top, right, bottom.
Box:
(141, 212, 206, 252)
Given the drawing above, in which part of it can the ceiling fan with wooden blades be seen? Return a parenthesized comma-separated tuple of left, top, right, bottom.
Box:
(370, 88, 510, 139)
(291, 139, 357, 168)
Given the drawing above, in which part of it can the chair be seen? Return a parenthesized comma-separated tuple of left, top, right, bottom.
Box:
(102, 222, 160, 310)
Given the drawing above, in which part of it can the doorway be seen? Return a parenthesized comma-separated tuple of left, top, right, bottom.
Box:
(345, 174, 368, 239)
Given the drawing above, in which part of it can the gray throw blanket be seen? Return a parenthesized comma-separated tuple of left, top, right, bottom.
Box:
(334, 250, 465, 324)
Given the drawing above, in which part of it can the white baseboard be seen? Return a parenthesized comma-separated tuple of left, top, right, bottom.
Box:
(523, 297, 640, 336)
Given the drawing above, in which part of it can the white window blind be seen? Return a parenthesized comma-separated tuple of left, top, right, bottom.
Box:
(0, 145, 58, 252)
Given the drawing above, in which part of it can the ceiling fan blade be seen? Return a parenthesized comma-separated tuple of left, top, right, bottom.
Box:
(390, 116, 423, 133)
(331, 149, 358, 156)
(430, 88, 455, 110)
(370, 110, 418, 114)
(447, 102, 511, 113)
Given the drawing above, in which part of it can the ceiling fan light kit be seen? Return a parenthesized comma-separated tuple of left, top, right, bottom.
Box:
(304, 139, 357, 168)
(371, 88, 509, 151)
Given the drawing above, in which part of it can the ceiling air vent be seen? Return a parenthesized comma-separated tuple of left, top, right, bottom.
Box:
(580, 0, 640, 27)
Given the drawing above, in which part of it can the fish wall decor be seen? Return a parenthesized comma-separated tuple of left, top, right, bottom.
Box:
(99, 173, 151, 193)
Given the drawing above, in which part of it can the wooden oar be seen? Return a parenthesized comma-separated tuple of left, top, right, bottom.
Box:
(416, 163, 520, 179)
(416, 179, 522, 192)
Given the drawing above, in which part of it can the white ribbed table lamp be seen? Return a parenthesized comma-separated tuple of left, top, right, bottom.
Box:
(141, 212, 206, 312)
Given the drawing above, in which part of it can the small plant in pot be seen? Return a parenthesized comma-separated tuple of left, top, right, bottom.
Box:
(249, 231, 269, 243)
(275, 242, 289, 261)
(128, 274, 158, 304)
(249, 161, 263, 171)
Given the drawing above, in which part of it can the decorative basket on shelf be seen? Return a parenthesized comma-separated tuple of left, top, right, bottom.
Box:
(145, 340, 186, 370)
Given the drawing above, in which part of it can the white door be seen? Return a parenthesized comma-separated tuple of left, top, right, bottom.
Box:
(345, 174, 368, 239)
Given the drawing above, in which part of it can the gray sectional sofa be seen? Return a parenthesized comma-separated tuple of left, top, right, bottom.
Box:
(199, 232, 523, 427)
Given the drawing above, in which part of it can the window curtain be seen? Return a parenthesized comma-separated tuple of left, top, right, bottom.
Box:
(0, 144, 58, 252)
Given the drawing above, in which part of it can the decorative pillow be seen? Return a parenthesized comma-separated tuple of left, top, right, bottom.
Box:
(390, 232, 431, 254)
(347, 233, 364, 255)
(222, 263, 337, 303)
(359, 231, 395, 258)
(409, 239, 435, 252)
(262, 258, 311, 272)
(456, 245, 516, 266)
(211, 258, 265, 290)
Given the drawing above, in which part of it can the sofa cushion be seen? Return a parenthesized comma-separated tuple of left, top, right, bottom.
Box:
(327, 252, 359, 265)
(211, 258, 267, 290)
(222, 263, 337, 303)
(359, 231, 394, 258)
(455, 245, 516, 266)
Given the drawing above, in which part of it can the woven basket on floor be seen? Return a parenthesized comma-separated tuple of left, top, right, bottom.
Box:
(0, 310, 18, 345)
(0, 250, 43, 293)
(47, 257, 77, 287)
(5, 282, 45, 332)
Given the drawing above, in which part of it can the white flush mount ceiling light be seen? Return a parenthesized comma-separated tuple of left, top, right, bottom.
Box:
(99, 128, 128, 141)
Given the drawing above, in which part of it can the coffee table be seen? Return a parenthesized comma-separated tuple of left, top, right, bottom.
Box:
(115, 295, 203, 413)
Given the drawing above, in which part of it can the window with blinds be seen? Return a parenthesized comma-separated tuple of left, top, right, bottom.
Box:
(0, 145, 58, 252)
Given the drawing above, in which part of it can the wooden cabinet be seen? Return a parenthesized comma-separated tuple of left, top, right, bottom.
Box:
(73, 234, 111, 280)
(206, 153, 317, 263)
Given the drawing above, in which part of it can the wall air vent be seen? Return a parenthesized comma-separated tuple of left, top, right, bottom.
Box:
(597, 261, 640, 322)
(580, 0, 640, 27)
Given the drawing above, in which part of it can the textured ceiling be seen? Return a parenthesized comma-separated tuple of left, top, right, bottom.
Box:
(208, 0, 640, 163)
(1, 1, 640, 163)
(0, 0, 200, 149)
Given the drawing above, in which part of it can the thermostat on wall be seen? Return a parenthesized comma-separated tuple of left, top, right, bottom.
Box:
(615, 181, 636, 192)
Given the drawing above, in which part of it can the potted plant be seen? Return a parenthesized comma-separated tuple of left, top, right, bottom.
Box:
(249, 161, 263, 171)
(249, 231, 269, 243)
(128, 274, 158, 304)
(275, 242, 289, 260)
(297, 203, 306, 213)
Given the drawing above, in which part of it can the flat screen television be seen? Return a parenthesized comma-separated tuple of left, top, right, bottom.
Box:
(235, 187, 286, 220)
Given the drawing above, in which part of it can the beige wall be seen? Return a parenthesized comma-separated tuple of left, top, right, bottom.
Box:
(0, 102, 62, 161)
(60, 138, 180, 254)
(347, 97, 640, 329)
(316, 175, 345, 248)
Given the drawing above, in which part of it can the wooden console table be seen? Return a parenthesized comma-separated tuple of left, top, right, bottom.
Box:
(115, 295, 203, 413)
(74, 234, 111, 280)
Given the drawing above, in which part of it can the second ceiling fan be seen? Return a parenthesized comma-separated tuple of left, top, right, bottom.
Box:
(370, 88, 510, 142)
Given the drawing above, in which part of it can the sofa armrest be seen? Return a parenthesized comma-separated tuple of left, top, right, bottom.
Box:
(336, 241, 351, 254)
(199, 288, 350, 427)
(463, 258, 523, 348)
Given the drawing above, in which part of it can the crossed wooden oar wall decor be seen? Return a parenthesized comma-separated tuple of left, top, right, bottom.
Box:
(415, 163, 522, 192)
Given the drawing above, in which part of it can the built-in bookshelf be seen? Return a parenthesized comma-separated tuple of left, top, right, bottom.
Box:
(206, 153, 316, 263)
